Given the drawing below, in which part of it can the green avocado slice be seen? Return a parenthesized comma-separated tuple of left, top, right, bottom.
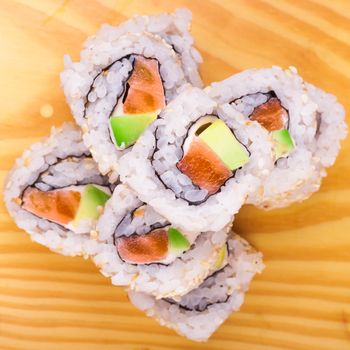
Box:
(272, 128, 295, 158)
(198, 119, 250, 170)
(168, 227, 190, 251)
(73, 185, 110, 225)
(110, 113, 157, 149)
(215, 245, 228, 269)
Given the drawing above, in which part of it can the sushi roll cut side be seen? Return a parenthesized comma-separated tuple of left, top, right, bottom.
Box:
(67, 33, 189, 182)
(128, 234, 264, 342)
(21, 158, 111, 234)
(207, 66, 347, 209)
(4, 123, 112, 256)
(61, 10, 202, 182)
(119, 86, 274, 233)
(104, 185, 194, 265)
(85, 185, 230, 299)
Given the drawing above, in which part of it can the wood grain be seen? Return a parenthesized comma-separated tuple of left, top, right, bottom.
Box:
(0, 0, 349, 349)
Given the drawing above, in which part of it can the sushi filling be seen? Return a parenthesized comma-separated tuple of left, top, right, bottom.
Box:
(21, 157, 111, 234)
(108, 55, 165, 150)
(114, 205, 192, 265)
(22, 184, 110, 234)
(83, 55, 165, 151)
(232, 92, 295, 158)
(177, 116, 250, 196)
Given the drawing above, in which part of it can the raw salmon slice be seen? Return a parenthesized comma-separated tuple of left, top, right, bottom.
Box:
(123, 56, 165, 114)
(250, 97, 288, 131)
(22, 187, 81, 225)
(177, 138, 232, 195)
(117, 228, 168, 264)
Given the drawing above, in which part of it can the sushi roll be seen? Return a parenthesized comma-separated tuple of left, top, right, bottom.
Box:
(128, 233, 264, 342)
(119, 86, 274, 233)
(61, 9, 202, 181)
(207, 66, 347, 209)
(4, 123, 112, 256)
(84, 184, 230, 299)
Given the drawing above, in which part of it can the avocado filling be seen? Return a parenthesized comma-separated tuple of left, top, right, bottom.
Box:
(110, 113, 157, 148)
(22, 184, 111, 233)
(177, 116, 249, 195)
(116, 226, 190, 265)
(109, 56, 165, 150)
(199, 120, 250, 170)
(71, 185, 111, 230)
(271, 129, 295, 159)
(214, 244, 228, 269)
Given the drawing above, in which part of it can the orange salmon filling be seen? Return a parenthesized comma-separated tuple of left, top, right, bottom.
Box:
(250, 97, 288, 132)
(22, 187, 81, 225)
(177, 138, 232, 195)
(123, 56, 165, 114)
(117, 228, 168, 264)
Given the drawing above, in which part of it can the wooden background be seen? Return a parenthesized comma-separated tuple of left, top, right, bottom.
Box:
(1, 0, 350, 349)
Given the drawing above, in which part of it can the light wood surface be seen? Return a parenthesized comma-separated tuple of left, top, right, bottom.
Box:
(1, 1, 350, 349)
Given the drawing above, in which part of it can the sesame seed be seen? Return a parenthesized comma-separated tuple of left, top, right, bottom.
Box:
(82, 124, 88, 133)
(289, 66, 298, 74)
(12, 197, 22, 205)
(90, 230, 98, 239)
(133, 207, 145, 217)
(302, 94, 309, 103)
(24, 157, 32, 167)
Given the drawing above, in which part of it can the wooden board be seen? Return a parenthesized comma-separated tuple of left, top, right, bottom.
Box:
(1, 0, 350, 349)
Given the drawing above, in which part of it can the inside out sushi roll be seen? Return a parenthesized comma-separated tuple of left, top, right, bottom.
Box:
(128, 233, 264, 342)
(61, 9, 202, 181)
(119, 86, 273, 233)
(207, 66, 346, 209)
(4, 123, 112, 256)
(84, 184, 230, 299)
